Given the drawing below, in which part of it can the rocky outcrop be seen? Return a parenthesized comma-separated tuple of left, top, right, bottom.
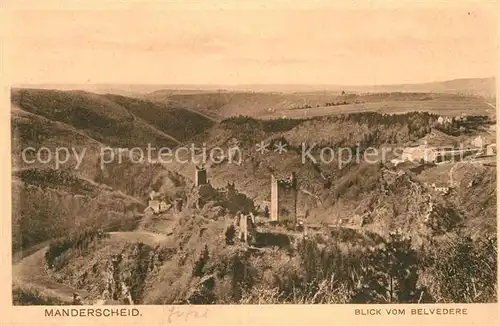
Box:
(359, 169, 464, 246)
(52, 242, 170, 304)
(97, 243, 167, 304)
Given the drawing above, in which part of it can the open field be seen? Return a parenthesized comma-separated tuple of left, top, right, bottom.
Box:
(139, 87, 496, 120)
(257, 97, 496, 120)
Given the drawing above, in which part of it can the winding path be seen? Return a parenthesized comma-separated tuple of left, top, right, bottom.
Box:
(483, 101, 496, 110)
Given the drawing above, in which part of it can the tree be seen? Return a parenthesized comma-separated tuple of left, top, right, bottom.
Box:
(225, 225, 236, 245)
(352, 232, 419, 303)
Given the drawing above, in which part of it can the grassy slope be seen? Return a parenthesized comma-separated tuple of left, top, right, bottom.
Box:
(103, 94, 215, 142)
(11, 88, 213, 148)
(11, 108, 104, 179)
(12, 168, 145, 253)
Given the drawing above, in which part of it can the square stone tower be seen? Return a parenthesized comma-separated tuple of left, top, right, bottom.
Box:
(195, 165, 207, 187)
(270, 172, 298, 223)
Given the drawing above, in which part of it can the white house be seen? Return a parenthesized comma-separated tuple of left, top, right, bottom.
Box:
(486, 144, 497, 156)
(144, 200, 160, 214)
(471, 136, 485, 148)
(431, 183, 451, 195)
(402, 144, 437, 163)
(159, 200, 169, 212)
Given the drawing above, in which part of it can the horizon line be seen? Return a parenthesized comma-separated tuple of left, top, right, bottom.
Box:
(12, 76, 496, 88)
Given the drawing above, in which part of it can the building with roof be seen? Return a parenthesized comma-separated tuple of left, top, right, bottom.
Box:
(144, 200, 160, 215)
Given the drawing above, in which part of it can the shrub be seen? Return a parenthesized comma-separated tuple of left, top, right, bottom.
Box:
(45, 239, 73, 268)
(352, 233, 419, 303)
(192, 245, 210, 277)
(225, 225, 236, 245)
(421, 235, 497, 303)
(262, 118, 305, 133)
(12, 286, 69, 306)
(44, 228, 106, 268)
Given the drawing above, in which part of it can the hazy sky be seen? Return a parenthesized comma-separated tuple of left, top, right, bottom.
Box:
(4, 4, 498, 85)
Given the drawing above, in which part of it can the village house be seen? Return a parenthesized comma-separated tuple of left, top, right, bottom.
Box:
(431, 183, 451, 195)
(401, 141, 484, 165)
(454, 113, 468, 122)
(159, 200, 169, 212)
(486, 143, 497, 156)
(437, 116, 453, 125)
(144, 200, 160, 215)
(144, 200, 170, 215)
(401, 144, 437, 163)
(144, 190, 170, 215)
(390, 158, 405, 166)
(471, 135, 486, 148)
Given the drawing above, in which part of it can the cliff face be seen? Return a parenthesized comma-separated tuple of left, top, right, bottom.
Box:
(363, 170, 462, 245)
(52, 241, 173, 304)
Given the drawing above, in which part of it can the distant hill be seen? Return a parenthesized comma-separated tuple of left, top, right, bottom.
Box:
(102, 94, 215, 140)
(15, 77, 495, 97)
(15, 77, 494, 120)
(348, 77, 496, 98)
(11, 88, 215, 148)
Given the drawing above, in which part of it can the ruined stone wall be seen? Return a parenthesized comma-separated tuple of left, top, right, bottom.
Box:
(270, 175, 279, 221)
(270, 175, 297, 223)
(195, 168, 207, 187)
(277, 183, 297, 223)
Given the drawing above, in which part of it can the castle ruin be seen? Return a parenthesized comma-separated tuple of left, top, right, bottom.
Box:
(195, 165, 207, 187)
(270, 172, 298, 223)
(235, 212, 257, 245)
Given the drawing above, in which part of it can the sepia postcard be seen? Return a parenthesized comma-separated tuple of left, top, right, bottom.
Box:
(1, 0, 499, 325)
